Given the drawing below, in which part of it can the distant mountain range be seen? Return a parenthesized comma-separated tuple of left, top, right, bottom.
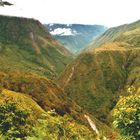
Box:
(45, 24, 107, 53)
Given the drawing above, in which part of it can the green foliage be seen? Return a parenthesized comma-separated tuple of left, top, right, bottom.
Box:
(58, 17, 140, 127)
(88, 19, 140, 50)
(28, 110, 95, 140)
(59, 50, 129, 123)
(0, 94, 95, 140)
(0, 72, 5, 93)
(115, 135, 135, 140)
(112, 93, 140, 139)
(0, 84, 2, 93)
(0, 71, 77, 116)
(0, 103, 30, 140)
(0, 89, 96, 140)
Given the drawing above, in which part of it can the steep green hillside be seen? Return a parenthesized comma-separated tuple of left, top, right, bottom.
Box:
(58, 20, 140, 124)
(87, 19, 140, 50)
(0, 71, 83, 118)
(0, 15, 115, 139)
(0, 15, 72, 79)
(0, 89, 45, 120)
(0, 89, 97, 140)
(0, 72, 115, 139)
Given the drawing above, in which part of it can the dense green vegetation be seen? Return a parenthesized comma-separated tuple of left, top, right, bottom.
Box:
(28, 110, 96, 140)
(59, 47, 140, 123)
(0, 71, 85, 120)
(58, 19, 140, 125)
(0, 71, 115, 139)
(87, 19, 140, 50)
(112, 93, 140, 140)
(0, 103, 29, 140)
(0, 15, 140, 139)
(0, 15, 101, 139)
(0, 89, 97, 140)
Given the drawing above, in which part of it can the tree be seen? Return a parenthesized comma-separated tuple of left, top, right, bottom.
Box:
(112, 93, 140, 139)
(0, 0, 13, 6)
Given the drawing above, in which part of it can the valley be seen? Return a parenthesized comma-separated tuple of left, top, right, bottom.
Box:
(58, 20, 140, 123)
(0, 15, 139, 140)
(46, 24, 107, 53)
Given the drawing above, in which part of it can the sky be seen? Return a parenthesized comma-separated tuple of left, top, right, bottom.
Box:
(0, 0, 140, 27)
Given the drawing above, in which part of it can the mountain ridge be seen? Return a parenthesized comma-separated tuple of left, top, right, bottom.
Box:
(0, 15, 139, 139)
(0, 15, 72, 79)
(86, 19, 140, 51)
(58, 19, 140, 124)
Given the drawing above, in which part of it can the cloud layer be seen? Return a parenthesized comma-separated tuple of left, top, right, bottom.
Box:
(0, 0, 140, 27)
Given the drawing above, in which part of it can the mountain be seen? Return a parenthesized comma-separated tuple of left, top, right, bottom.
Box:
(58, 19, 140, 124)
(87, 19, 140, 50)
(46, 24, 107, 53)
(0, 71, 114, 139)
(1, 14, 139, 139)
(0, 15, 114, 139)
(0, 74, 96, 139)
(0, 15, 72, 79)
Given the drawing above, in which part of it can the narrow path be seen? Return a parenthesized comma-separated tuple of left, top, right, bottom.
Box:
(65, 66, 75, 86)
(84, 115, 109, 140)
(84, 114, 99, 135)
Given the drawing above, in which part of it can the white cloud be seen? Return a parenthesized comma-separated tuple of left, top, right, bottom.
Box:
(50, 28, 76, 36)
(0, 0, 140, 27)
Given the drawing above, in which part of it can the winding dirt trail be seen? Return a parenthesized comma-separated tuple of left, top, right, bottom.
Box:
(65, 66, 75, 86)
(84, 114, 99, 135)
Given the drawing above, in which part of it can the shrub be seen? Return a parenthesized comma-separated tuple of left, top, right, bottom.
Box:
(112, 93, 140, 139)
(0, 103, 30, 140)
(28, 110, 96, 140)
